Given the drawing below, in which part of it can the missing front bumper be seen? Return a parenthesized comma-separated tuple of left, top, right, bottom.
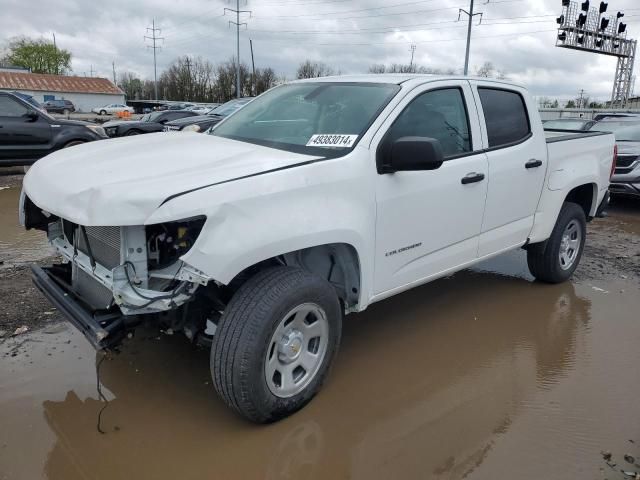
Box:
(31, 265, 130, 350)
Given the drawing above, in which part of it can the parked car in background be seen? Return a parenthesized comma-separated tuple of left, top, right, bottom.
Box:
(186, 104, 219, 114)
(22, 76, 614, 422)
(92, 104, 135, 115)
(102, 110, 199, 137)
(0, 92, 106, 166)
(593, 112, 640, 121)
(163, 97, 253, 133)
(43, 99, 76, 115)
(590, 121, 640, 198)
(543, 118, 596, 131)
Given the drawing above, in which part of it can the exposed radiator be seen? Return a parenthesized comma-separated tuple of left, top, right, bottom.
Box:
(76, 226, 122, 269)
(72, 266, 114, 310)
(72, 226, 122, 310)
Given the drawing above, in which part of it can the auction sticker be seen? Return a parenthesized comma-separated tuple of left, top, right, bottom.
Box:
(306, 134, 358, 148)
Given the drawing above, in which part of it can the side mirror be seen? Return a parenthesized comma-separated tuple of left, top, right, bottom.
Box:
(378, 136, 444, 174)
(24, 109, 39, 122)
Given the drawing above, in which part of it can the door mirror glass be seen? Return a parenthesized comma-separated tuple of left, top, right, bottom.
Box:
(382, 136, 444, 173)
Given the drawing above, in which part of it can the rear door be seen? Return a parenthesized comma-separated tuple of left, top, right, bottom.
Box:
(470, 83, 547, 257)
(373, 80, 489, 296)
(0, 94, 52, 161)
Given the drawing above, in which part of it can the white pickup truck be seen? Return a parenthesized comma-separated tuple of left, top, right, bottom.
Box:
(21, 75, 615, 423)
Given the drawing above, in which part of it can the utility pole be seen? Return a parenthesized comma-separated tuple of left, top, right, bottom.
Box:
(409, 45, 416, 72)
(89, 65, 95, 77)
(145, 19, 164, 101)
(112, 61, 117, 85)
(52, 33, 58, 75)
(225, 1, 251, 98)
(250, 39, 256, 96)
(458, 0, 483, 75)
(185, 57, 192, 101)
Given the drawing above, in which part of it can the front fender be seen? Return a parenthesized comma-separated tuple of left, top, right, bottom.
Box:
(145, 154, 375, 307)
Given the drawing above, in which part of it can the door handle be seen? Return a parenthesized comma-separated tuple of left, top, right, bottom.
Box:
(461, 172, 485, 184)
(525, 159, 543, 169)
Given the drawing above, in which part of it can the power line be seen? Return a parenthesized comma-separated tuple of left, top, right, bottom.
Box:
(251, 27, 557, 47)
(144, 18, 164, 101)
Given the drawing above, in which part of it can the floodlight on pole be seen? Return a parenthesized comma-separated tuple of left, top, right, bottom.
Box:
(555, 0, 636, 108)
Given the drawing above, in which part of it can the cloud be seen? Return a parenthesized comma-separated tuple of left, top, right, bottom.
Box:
(1, 0, 638, 100)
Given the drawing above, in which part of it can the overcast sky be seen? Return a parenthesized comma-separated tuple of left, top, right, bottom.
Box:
(1, 0, 639, 101)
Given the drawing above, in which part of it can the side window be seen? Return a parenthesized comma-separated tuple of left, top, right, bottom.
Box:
(478, 88, 531, 148)
(387, 88, 472, 158)
(0, 96, 28, 117)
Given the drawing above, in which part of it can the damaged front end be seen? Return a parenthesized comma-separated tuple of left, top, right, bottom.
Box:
(25, 196, 212, 349)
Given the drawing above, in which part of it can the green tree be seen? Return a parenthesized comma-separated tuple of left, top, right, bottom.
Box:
(2, 37, 71, 74)
(565, 100, 576, 108)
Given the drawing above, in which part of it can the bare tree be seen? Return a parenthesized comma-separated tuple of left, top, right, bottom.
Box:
(159, 56, 215, 102)
(368, 63, 457, 75)
(296, 59, 335, 79)
(475, 61, 506, 79)
(254, 67, 278, 95)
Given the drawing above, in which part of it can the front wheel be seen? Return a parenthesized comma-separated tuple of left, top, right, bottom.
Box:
(211, 266, 342, 423)
(527, 202, 586, 283)
(99, 110, 107, 116)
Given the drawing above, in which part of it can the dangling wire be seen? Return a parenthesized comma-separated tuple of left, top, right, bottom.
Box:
(96, 352, 110, 434)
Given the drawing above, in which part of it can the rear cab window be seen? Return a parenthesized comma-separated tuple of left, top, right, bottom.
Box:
(477, 87, 531, 148)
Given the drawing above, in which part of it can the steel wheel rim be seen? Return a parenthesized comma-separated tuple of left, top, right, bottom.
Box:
(265, 303, 329, 398)
(559, 219, 582, 270)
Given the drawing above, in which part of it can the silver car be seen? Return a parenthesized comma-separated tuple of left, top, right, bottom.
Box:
(591, 120, 640, 198)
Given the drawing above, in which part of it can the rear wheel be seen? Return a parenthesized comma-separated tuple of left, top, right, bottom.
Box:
(126, 130, 141, 136)
(527, 202, 586, 283)
(63, 140, 85, 149)
(99, 110, 107, 116)
(211, 266, 342, 423)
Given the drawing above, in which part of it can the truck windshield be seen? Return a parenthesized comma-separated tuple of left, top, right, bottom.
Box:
(211, 82, 400, 156)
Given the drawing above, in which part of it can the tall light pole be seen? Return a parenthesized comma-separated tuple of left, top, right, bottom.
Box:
(458, 0, 483, 75)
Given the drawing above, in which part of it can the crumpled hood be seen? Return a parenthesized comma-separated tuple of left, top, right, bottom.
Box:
(24, 132, 319, 226)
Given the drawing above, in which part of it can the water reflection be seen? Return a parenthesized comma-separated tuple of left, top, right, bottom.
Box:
(41, 270, 590, 480)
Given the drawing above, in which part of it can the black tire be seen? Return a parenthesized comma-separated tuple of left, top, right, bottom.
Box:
(527, 202, 586, 283)
(211, 266, 342, 423)
(63, 140, 85, 149)
(99, 110, 107, 116)
(126, 130, 141, 136)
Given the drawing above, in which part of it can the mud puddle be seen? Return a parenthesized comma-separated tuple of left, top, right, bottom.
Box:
(1, 245, 640, 480)
(0, 175, 52, 268)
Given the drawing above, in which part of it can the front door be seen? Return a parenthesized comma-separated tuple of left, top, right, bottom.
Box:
(0, 94, 52, 161)
(373, 81, 489, 297)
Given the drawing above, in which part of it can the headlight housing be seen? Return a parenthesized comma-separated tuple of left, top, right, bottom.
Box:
(182, 124, 201, 133)
(86, 125, 107, 137)
(104, 126, 118, 137)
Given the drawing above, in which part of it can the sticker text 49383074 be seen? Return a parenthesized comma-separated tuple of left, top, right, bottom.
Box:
(306, 134, 358, 148)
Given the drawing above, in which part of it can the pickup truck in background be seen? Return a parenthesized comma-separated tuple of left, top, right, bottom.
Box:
(0, 92, 107, 166)
(21, 75, 615, 423)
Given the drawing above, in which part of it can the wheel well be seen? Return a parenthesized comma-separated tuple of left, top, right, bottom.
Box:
(229, 243, 362, 311)
(565, 184, 595, 219)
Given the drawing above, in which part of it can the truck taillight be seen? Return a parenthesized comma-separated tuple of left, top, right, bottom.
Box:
(610, 144, 617, 179)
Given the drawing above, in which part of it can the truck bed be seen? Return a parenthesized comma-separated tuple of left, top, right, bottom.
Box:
(544, 129, 610, 143)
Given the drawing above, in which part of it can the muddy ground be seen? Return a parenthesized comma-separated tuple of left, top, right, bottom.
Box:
(1, 173, 639, 480)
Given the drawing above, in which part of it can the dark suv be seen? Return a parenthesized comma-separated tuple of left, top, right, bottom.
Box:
(0, 92, 107, 166)
(43, 99, 76, 114)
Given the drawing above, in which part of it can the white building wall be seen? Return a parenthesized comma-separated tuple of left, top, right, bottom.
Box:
(0, 89, 125, 112)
